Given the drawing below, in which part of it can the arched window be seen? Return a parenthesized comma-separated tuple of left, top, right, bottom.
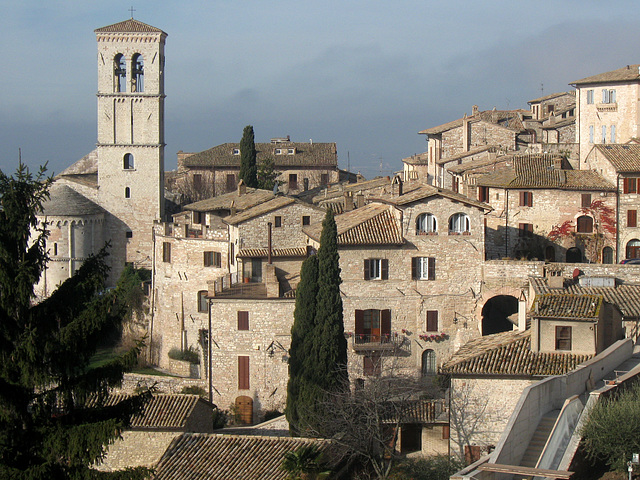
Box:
(449, 213, 470, 234)
(416, 213, 437, 234)
(576, 215, 593, 233)
(421, 350, 436, 376)
(626, 239, 640, 259)
(131, 53, 144, 92)
(602, 246, 614, 264)
(566, 247, 582, 263)
(123, 153, 134, 169)
(114, 54, 126, 93)
(124, 187, 130, 199)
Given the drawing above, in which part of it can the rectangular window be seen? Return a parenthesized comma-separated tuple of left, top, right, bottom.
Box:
(587, 89, 594, 104)
(193, 174, 202, 191)
(226, 174, 236, 192)
(581, 194, 591, 208)
(193, 211, 204, 225)
(274, 216, 282, 228)
(602, 125, 607, 144)
(237, 311, 249, 330)
(238, 356, 250, 389)
(518, 223, 533, 237)
(611, 125, 616, 143)
(288, 174, 298, 190)
(364, 258, 389, 280)
(589, 125, 594, 144)
(602, 88, 609, 104)
(321, 173, 329, 186)
(623, 178, 638, 194)
(230, 243, 235, 266)
(355, 309, 391, 343)
(162, 242, 171, 263)
(519, 191, 533, 207)
(478, 186, 489, 203)
(412, 257, 435, 280)
(197, 290, 208, 313)
(628, 210, 638, 228)
(204, 251, 221, 267)
(555, 326, 572, 351)
(363, 353, 382, 376)
(125, 231, 133, 239)
(426, 310, 439, 332)
(302, 215, 310, 226)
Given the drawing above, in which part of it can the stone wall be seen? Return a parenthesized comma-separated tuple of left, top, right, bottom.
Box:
(95, 431, 178, 472)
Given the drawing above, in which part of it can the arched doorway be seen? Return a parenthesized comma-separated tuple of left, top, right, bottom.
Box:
(602, 246, 614, 264)
(566, 247, 582, 263)
(235, 396, 253, 425)
(545, 246, 556, 262)
(481, 295, 518, 336)
(421, 349, 436, 376)
(626, 239, 640, 260)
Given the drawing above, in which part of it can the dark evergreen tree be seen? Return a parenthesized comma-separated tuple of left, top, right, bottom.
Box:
(286, 254, 318, 435)
(311, 209, 348, 393)
(0, 164, 151, 479)
(239, 125, 258, 188)
(256, 155, 279, 191)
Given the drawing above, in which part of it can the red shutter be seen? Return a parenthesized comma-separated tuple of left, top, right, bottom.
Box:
(381, 309, 391, 336)
(629, 210, 638, 228)
(355, 310, 365, 335)
(637, 178, 640, 194)
(238, 356, 250, 390)
(411, 257, 417, 280)
(237, 311, 249, 330)
(428, 257, 436, 280)
(381, 259, 389, 280)
(363, 260, 370, 280)
(528, 192, 533, 207)
(426, 311, 438, 332)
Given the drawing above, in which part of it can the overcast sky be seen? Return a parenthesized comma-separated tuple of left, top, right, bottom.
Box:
(2, 1, 640, 179)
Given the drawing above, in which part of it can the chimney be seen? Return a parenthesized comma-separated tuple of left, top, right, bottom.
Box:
(344, 192, 354, 212)
(472, 105, 479, 116)
(230, 200, 236, 216)
(391, 176, 403, 196)
(355, 192, 365, 208)
(237, 179, 246, 196)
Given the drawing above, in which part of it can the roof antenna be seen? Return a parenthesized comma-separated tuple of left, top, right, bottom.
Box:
(18, 147, 21, 166)
(540, 83, 544, 96)
(129, 6, 136, 18)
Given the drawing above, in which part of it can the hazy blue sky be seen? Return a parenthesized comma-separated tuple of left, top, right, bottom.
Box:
(3, 1, 640, 179)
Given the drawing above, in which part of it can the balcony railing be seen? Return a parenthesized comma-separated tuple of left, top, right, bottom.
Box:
(351, 333, 408, 353)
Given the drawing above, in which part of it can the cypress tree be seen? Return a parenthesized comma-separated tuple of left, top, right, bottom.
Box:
(286, 254, 318, 434)
(0, 164, 151, 479)
(239, 125, 258, 188)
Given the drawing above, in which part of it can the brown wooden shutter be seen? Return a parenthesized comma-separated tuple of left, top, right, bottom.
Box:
(363, 260, 370, 280)
(428, 257, 436, 280)
(238, 356, 250, 389)
(411, 258, 417, 280)
(582, 194, 591, 208)
(519, 191, 525, 206)
(381, 259, 389, 280)
(426, 311, 438, 332)
(355, 310, 365, 335)
(381, 310, 391, 336)
(629, 210, 638, 228)
(237, 311, 249, 330)
(637, 178, 640, 194)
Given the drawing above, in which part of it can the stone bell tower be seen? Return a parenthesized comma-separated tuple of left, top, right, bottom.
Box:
(94, 18, 166, 268)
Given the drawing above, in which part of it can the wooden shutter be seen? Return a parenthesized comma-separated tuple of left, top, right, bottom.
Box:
(637, 178, 640, 194)
(381, 259, 389, 280)
(355, 310, 365, 335)
(629, 210, 638, 228)
(411, 258, 417, 280)
(363, 260, 370, 280)
(426, 311, 438, 332)
(581, 194, 591, 208)
(238, 356, 250, 389)
(381, 310, 391, 336)
(237, 311, 249, 330)
(428, 257, 436, 280)
(519, 191, 525, 206)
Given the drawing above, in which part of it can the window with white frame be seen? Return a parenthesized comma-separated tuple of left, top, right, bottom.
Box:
(448, 213, 470, 234)
(412, 257, 435, 280)
(611, 125, 616, 143)
(589, 125, 594, 144)
(364, 258, 388, 280)
(586, 89, 594, 104)
(601, 89, 616, 104)
(232, 148, 240, 155)
(416, 213, 437, 234)
(602, 125, 607, 143)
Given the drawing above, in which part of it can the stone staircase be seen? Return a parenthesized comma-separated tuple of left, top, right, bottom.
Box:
(520, 410, 561, 469)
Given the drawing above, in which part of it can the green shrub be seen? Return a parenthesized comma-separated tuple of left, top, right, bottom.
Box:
(263, 409, 283, 422)
(181, 386, 206, 397)
(388, 455, 463, 480)
(168, 347, 200, 364)
(212, 408, 228, 429)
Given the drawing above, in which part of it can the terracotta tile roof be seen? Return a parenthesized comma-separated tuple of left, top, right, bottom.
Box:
(419, 109, 526, 135)
(530, 276, 640, 318)
(41, 184, 105, 217)
(184, 188, 275, 213)
(571, 65, 640, 86)
(372, 182, 491, 210)
(95, 19, 166, 34)
(435, 146, 496, 166)
(592, 144, 640, 172)
(304, 203, 404, 246)
(532, 293, 602, 320)
(181, 142, 337, 168)
(237, 247, 308, 258)
(223, 196, 296, 225)
(528, 91, 575, 104)
(446, 154, 513, 175)
(301, 177, 390, 204)
(441, 330, 592, 377)
(402, 152, 430, 166)
(477, 154, 615, 191)
(540, 118, 575, 130)
(383, 400, 444, 424)
(154, 433, 330, 480)
(97, 394, 209, 430)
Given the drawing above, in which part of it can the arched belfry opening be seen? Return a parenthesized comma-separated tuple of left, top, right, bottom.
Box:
(131, 53, 144, 92)
(481, 295, 518, 336)
(114, 54, 126, 93)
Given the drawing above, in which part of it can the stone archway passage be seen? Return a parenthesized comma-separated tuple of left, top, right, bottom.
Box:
(481, 295, 518, 336)
(235, 395, 253, 425)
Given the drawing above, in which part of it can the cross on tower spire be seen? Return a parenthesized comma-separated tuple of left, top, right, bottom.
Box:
(129, 6, 136, 18)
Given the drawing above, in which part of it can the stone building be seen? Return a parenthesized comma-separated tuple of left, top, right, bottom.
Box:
(572, 64, 640, 162)
(475, 154, 616, 262)
(175, 137, 344, 200)
(525, 92, 577, 155)
(39, 18, 167, 290)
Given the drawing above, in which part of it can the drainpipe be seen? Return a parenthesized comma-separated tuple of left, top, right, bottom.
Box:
(268, 222, 273, 265)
